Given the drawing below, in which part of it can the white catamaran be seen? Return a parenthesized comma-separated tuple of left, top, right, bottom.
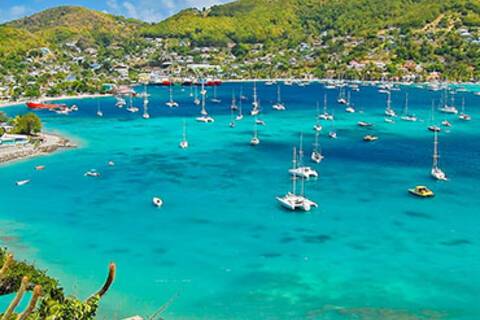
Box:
(289, 133, 319, 178)
(431, 131, 447, 181)
(166, 84, 179, 108)
(277, 146, 318, 212)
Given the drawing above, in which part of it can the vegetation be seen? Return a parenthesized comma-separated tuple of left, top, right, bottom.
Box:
(10, 113, 42, 136)
(0, 248, 116, 320)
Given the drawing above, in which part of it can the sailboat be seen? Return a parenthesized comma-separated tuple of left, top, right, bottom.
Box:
(313, 101, 323, 132)
(385, 91, 396, 117)
(458, 97, 471, 121)
(236, 97, 244, 121)
(311, 132, 324, 163)
(193, 86, 200, 105)
(126, 94, 139, 113)
(230, 90, 238, 111)
(211, 86, 221, 103)
(96, 100, 103, 117)
(337, 86, 347, 104)
(250, 118, 260, 146)
(196, 82, 214, 123)
(289, 133, 318, 178)
(272, 84, 286, 111)
(400, 93, 417, 122)
(239, 86, 247, 101)
(166, 84, 179, 108)
(345, 91, 355, 113)
(319, 94, 334, 120)
(428, 100, 441, 132)
(142, 85, 150, 119)
(276, 147, 318, 212)
(439, 90, 458, 114)
(431, 131, 447, 181)
(189, 86, 194, 97)
(251, 81, 260, 116)
(115, 96, 126, 108)
(179, 120, 189, 149)
(328, 113, 337, 139)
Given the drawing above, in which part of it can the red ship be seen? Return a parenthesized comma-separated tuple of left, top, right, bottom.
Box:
(26, 102, 67, 110)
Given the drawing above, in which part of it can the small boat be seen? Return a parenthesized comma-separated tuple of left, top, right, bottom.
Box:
(442, 120, 452, 127)
(431, 131, 447, 181)
(272, 84, 286, 111)
(236, 97, 244, 121)
(277, 147, 318, 212)
(400, 93, 417, 122)
(328, 131, 337, 139)
(428, 125, 441, 132)
(427, 100, 440, 132)
(384, 117, 395, 124)
(152, 197, 163, 208)
(458, 98, 471, 121)
(344, 91, 355, 113)
(318, 94, 334, 120)
(196, 116, 215, 123)
(16, 179, 30, 186)
(84, 170, 100, 177)
(108, 161, 115, 166)
(311, 132, 324, 164)
(179, 120, 189, 149)
(408, 186, 435, 198)
(250, 81, 260, 116)
(250, 120, 260, 146)
(385, 92, 396, 117)
(35, 165, 45, 171)
(358, 121, 373, 127)
(439, 90, 458, 114)
(193, 86, 200, 105)
(313, 101, 323, 132)
(166, 85, 179, 108)
(363, 135, 378, 142)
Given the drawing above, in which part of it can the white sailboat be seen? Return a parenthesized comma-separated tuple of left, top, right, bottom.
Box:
(277, 146, 318, 212)
(196, 82, 214, 123)
(385, 91, 396, 117)
(319, 94, 334, 120)
(96, 100, 103, 117)
(16, 179, 30, 186)
(193, 86, 200, 105)
(345, 91, 355, 113)
(272, 84, 286, 111)
(142, 85, 150, 119)
(313, 101, 323, 132)
(431, 131, 447, 181)
(458, 97, 471, 121)
(250, 118, 260, 146)
(179, 120, 189, 149)
(251, 81, 260, 116)
(166, 85, 179, 108)
(311, 132, 324, 163)
(400, 93, 417, 122)
(115, 96, 126, 108)
(328, 113, 337, 139)
(289, 133, 318, 178)
(230, 90, 238, 111)
(428, 100, 441, 132)
(439, 90, 458, 114)
(126, 94, 139, 113)
(337, 86, 347, 104)
(236, 97, 244, 121)
(211, 86, 221, 103)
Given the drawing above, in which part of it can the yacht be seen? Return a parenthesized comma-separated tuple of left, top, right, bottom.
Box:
(196, 83, 215, 123)
(96, 101, 103, 117)
(250, 119, 260, 146)
(400, 93, 417, 122)
(84, 169, 100, 177)
(251, 81, 260, 116)
(152, 197, 163, 208)
(277, 147, 318, 212)
(313, 101, 323, 132)
(272, 84, 286, 111)
(431, 131, 447, 181)
(126, 95, 139, 113)
(427, 100, 441, 132)
(166, 85, 179, 108)
(458, 97, 471, 121)
(358, 121, 373, 128)
(230, 91, 238, 111)
(318, 94, 334, 120)
(236, 98, 244, 121)
(439, 90, 458, 114)
(211, 86, 222, 103)
(193, 86, 200, 105)
(115, 97, 126, 108)
(289, 134, 318, 178)
(16, 179, 30, 186)
(179, 120, 189, 149)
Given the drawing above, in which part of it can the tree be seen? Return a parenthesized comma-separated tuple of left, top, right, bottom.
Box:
(11, 113, 42, 135)
(0, 111, 8, 123)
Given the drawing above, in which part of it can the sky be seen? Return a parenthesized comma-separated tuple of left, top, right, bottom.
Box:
(0, 0, 232, 23)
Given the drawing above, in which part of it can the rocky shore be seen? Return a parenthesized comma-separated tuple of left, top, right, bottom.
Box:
(0, 133, 76, 165)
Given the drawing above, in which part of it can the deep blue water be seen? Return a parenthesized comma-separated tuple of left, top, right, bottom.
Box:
(1, 82, 479, 319)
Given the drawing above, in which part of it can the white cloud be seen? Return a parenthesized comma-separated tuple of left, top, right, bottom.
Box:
(0, 5, 31, 23)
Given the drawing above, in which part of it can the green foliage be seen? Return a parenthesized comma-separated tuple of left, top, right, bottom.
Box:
(11, 113, 42, 136)
(0, 112, 9, 123)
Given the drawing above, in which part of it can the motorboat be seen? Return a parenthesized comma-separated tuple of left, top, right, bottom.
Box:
(84, 170, 100, 177)
(363, 135, 378, 142)
(408, 186, 434, 198)
(152, 197, 163, 207)
(16, 179, 30, 186)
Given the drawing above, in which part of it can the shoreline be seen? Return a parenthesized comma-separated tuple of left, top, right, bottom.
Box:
(0, 93, 112, 109)
(0, 132, 76, 166)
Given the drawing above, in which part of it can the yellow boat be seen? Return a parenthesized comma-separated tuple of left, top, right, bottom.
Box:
(363, 135, 378, 142)
(408, 186, 435, 198)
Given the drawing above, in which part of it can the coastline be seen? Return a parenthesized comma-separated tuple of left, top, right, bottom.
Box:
(0, 93, 112, 109)
(0, 132, 76, 166)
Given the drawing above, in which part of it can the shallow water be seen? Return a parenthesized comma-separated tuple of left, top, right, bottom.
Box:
(1, 83, 479, 319)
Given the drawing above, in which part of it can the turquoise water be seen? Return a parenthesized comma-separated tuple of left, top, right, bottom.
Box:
(1, 83, 479, 319)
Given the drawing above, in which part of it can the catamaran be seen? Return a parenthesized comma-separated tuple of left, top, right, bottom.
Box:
(250, 119, 260, 146)
(196, 84, 215, 123)
(96, 100, 103, 117)
(277, 147, 318, 212)
(179, 120, 189, 149)
(431, 131, 447, 181)
(272, 84, 286, 111)
(400, 93, 417, 122)
(319, 94, 334, 120)
(251, 81, 260, 116)
(166, 85, 179, 108)
(458, 97, 471, 121)
(311, 132, 324, 163)
(289, 134, 318, 178)
(385, 91, 396, 117)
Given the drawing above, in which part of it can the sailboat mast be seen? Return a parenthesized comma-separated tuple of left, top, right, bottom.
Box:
(201, 82, 206, 114)
(292, 147, 297, 195)
(277, 85, 281, 103)
(323, 94, 327, 114)
(299, 133, 304, 166)
(404, 93, 409, 114)
(433, 131, 439, 169)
